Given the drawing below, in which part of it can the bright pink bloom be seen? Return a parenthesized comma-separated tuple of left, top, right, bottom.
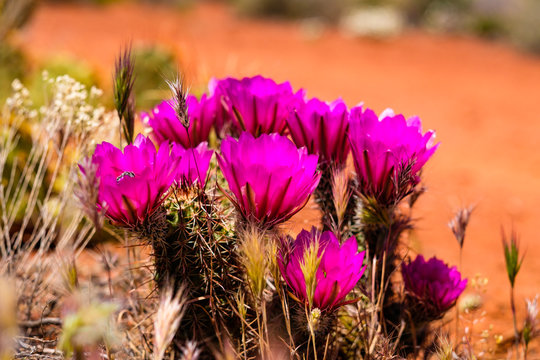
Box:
(172, 142, 214, 189)
(84, 134, 180, 227)
(278, 228, 366, 311)
(217, 132, 320, 227)
(348, 107, 439, 204)
(401, 255, 467, 313)
(211, 75, 305, 136)
(287, 98, 350, 166)
(143, 94, 221, 148)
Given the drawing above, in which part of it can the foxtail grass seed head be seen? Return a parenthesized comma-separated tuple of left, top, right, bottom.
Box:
(287, 97, 350, 166)
(348, 106, 439, 205)
(153, 286, 187, 360)
(165, 74, 190, 129)
(434, 335, 455, 360)
(212, 75, 305, 136)
(61, 259, 79, 293)
(113, 45, 135, 145)
(278, 227, 366, 312)
(502, 228, 524, 288)
(300, 233, 322, 309)
(308, 307, 322, 332)
(239, 225, 269, 302)
(331, 166, 352, 231)
(448, 205, 474, 249)
(268, 238, 281, 288)
(143, 94, 221, 148)
(180, 341, 201, 360)
(217, 132, 320, 228)
(401, 255, 467, 315)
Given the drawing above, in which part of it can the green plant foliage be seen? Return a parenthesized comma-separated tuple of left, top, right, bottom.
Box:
(59, 297, 119, 358)
(132, 45, 178, 109)
(28, 55, 100, 106)
(502, 229, 524, 288)
(230, 0, 351, 22)
(0, 43, 26, 102)
(469, 15, 507, 39)
(400, 0, 471, 25)
(42, 56, 99, 88)
(139, 0, 194, 7)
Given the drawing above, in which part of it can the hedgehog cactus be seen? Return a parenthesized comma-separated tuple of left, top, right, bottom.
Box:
(72, 68, 465, 359)
(156, 189, 242, 355)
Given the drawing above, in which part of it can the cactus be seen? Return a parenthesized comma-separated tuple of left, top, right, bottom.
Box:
(139, 187, 243, 357)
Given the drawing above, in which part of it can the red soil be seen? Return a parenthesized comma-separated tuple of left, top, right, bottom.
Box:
(18, 1, 540, 353)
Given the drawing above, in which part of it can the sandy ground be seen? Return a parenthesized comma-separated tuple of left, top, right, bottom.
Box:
(17, 1, 540, 353)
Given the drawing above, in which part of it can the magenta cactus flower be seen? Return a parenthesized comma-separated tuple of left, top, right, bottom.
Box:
(172, 142, 214, 189)
(143, 94, 221, 148)
(348, 106, 439, 205)
(217, 132, 320, 227)
(83, 134, 180, 227)
(287, 98, 350, 166)
(211, 75, 305, 136)
(401, 255, 467, 314)
(278, 227, 366, 311)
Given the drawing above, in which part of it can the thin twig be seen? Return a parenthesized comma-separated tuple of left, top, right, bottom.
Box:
(19, 317, 62, 328)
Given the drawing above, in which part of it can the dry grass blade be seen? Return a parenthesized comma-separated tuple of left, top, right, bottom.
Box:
(180, 341, 201, 360)
(238, 225, 268, 304)
(448, 205, 475, 249)
(0, 76, 112, 359)
(165, 73, 190, 129)
(0, 0, 34, 42)
(153, 285, 187, 360)
(331, 166, 351, 235)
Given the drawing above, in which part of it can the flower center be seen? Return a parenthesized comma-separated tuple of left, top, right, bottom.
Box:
(116, 171, 135, 183)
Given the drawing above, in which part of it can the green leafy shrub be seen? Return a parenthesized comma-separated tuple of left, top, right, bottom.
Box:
(506, 0, 540, 53)
(132, 45, 178, 109)
(230, 0, 352, 22)
(469, 14, 507, 39)
(28, 55, 100, 106)
(0, 43, 26, 102)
